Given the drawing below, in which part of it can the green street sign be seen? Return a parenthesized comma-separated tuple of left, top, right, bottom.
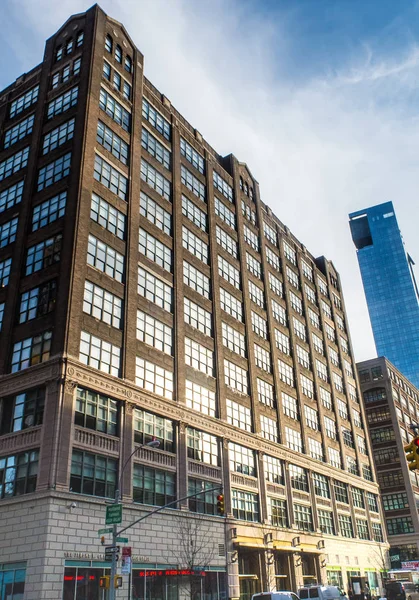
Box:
(98, 528, 113, 536)
(116, 537, 129, 543)
(106, 504, 122, 525)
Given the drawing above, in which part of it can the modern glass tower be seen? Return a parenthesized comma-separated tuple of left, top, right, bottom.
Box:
(349, 201, 419, 387)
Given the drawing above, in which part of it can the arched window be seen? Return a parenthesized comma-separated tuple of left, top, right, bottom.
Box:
(115, 44, 122, 63)
(105, 34, 113, 53)
(124, 55, 132, 73)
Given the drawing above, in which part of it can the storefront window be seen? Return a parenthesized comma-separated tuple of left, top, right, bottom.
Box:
(0, 562, 26, 600)
(327, 570, 343, 589)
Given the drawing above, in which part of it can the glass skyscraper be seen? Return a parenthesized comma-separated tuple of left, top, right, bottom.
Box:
(349, 201, 419, 387)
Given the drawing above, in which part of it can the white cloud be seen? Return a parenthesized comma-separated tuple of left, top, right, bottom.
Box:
(3, 0, 419, 363)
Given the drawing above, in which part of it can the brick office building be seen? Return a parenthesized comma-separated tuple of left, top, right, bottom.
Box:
(358, 357, 419, 571)
(0, 5, 388, 599)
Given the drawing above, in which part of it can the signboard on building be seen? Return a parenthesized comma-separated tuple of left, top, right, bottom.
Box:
(402, 562, 419, 570)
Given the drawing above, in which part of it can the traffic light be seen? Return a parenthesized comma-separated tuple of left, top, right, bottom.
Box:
(217, 493, 225, 515)
(114, 575, 123, 588)
(404, 437, 419, 470)
(100, 536, 105, 546)
(99, 576, 110, 589)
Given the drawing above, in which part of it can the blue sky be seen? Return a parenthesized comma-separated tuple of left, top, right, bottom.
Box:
(2, 0, 419, 362)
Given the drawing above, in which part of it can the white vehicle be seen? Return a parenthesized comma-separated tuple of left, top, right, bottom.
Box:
(299, 586, 348, 600)
(252, 592, 300, 600)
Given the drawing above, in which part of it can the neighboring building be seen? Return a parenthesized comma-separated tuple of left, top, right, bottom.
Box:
(349, 202, 419, 387)
(0, 5, 388, 599)
(358, 357, 419, 570)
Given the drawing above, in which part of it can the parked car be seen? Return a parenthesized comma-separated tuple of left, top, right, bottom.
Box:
(385, 581, 419, 600)
(252, 592, 300, 600)
(299, 586, 348, 600)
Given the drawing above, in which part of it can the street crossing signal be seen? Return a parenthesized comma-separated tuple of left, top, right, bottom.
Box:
(217, 494, 225, 515)
(99, 576, 110, 589)
(404, 437, 419, 470)
(114, 575, 123, 588)
(100, 536, 105, 546)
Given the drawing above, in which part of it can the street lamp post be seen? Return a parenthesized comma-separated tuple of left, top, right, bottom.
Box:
(109, 439, 160, 600)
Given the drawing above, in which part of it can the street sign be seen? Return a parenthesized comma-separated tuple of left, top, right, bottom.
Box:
(121, 547, 132, 575)
(98, 528, 113, 536)
(105, 546, 120, 562)
(122, 547, 132, 557)
(106, 504, 122, 525)
(116, 537, 129, 543)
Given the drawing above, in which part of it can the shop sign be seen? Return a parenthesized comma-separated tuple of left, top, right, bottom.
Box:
(63, 551, 150, 562)
(402, 561, 419, 570)
(136, 570, 206, 577)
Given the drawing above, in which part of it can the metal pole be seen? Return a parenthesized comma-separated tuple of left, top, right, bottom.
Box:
(109, 488, 120, 600)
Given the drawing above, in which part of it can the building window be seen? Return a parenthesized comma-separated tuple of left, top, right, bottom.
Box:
(10, 85, 39, 118)
(134, 409, 174, 452)
(184, 297, 212, 336)
(142, 99, 171, 140)
(231, 489, 259, 522)
(294, 504, 314, 532)
(305, 284, 317, 305)
(97, 121, 129, 165)
(300, 374, 314, 399)
(364, 388, 387, 403)
(370, 427, 395, 443)
(37, 152, 71, 191)
(325, 323, 336, 342)
(47, 86, 78, 119)
(308, 308, 320, 329)
(32, 191, 66, 232)
(187, 427, 219, 465)
(83, 281, 122, 328)
(266, 247, 281, 272)
(0, 217, 18, 248)
(140, 192, 171, 236)
(378, 470, 404, 488)
(269, 497, 288, 527)
(372, 522, 384, 542)
(0, 450, 39, 499)
(0, 257, 12, 286)
(181, 165, 206, 201)
(296, 345, 310, 369)
(182, 195, 207, 231)
(180, 137, 205, 174)
(185, 380, 216, 417)
(264, 221, 277, 246)
(286, 266, 299, 289)
(79, 331, 120, 377)
(183, 261, 210, 299)
(289, 464, 308, 491)
(227, 399, 252, 432)
(4, 114, 35, 148)
(334, 481, 348, 504)
(213, 171, 233, 203)
(91, 193, 126, 239)
(320, 387, 332, 410)
(94, 154, 127, 200)
(313, 472, 330, 498)
(248, 280, 265, 308)
(141, 159, 171, 201)
(357, 519, 370, 540)
(272, 299, 287, 326)
(293, 317, 307, 341)
(367, 492, 379, 512)
(215, 198, 235, 229)
(242, 200, 256, 225)
(124, 55, 132, 73)
(0, 146, 30, 182)
(278, 360, 294, 387)
(11, 331, 52, 373)
(269, 272, 283, 297)
(218, 255, 240, 289)
(382, 493, 409, 511)
(254, 344, 271, 372)
(286, 427, 302, 452)
(308, 437, 323, 461)
(342, 427, 354, 448)
(74, 388, 118, 436)
(43, 118, 75, 154)
(135, 357, 173, 400)
(264, 455, 283, 484)
(87, 235, 124, 282)
(115, 44, 122, 63)
(1, 388, 45, 434)
(224, 359, 248, 394)
(138, 266, 172, 312)
(105, 34, 113, 52)
(244, 225, 259, 252)
(324, 416, 336, 440)
(257, 378, 275, 408)
(282, 392, 298, 420)
(338, 514, 354, 538)
(275, 329, 291, 357)
(99, 88, 131, 132)
(70, 450, 116, 498)
(260, 414, 278, 442)
(216, 225, 238, 258)
(246, 252, 261, 279)
(251, 311, 267, 339)
(220, 287, 242, 321)
(0, 179, 24, 213)
(182, 226, 208, 264)
(141, 128, 171, 170)
(229, 442, 256, 476)
(289, 291, 303, 315)
(136, 310, 172, 355)
(139, 228, 172, 272)
(25, 233, 62, 275)
(19, 280, 57, 323)
(329, 447, 341, 469)
(316, 360, 328, 382)
(185, 337, 214, 376)
(188, 479, 219, 515)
